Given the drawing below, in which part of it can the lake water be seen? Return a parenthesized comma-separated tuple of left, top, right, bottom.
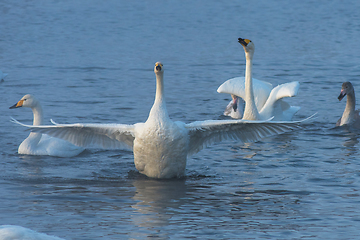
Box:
(1, 0, 360, 239)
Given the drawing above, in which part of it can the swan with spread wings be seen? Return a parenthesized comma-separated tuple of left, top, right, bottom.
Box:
(12, 62, 305, 179)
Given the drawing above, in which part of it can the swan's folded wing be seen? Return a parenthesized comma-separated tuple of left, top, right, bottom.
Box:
(185, 119, 301, 156)
(11, 118, 135, 150)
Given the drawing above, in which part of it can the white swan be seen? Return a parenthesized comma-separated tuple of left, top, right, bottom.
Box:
(0, 70, 7, 82)
(336, 81, 360, 128)
(217, 38, 300, 121)
(0, 225, 64, 240)
(11, 62, 306, 179)
(10, 94, 84, 157)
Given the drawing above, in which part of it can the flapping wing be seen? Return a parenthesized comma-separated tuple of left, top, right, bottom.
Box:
(185, 118, 303, 156)
(11, 118, 135, 150)
(267, 81, 300, 103)
(217, 77, 273, 109)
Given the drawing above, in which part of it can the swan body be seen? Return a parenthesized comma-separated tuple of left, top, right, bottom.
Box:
(12, 62, 305, 179)
(218, 38, 300, 121)
(336, 81, 360, 127)
(0, 225, 64, 240)
(10, 94, 84, 157)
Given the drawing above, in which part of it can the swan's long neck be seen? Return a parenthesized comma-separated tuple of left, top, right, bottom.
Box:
(20, 102, 44, 150)
(242, 51, 260, 120)
(31, 103, 44, 126)
(342, 91, 356, 125)
(148, 72, 169, 121)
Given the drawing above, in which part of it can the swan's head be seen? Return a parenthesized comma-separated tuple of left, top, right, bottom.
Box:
(231, 94, 239, 112)
(10, 94, 39, 109)
(338, 81, 354, 101)
(238, 38, 255, 55)
(154, 62, 164, 74)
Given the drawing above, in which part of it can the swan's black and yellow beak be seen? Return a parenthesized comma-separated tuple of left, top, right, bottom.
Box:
(9, 100, 24, 109)
(155, 62, 163, 71)
(338, 90, 346, 101)
(238, 38, 251, 47)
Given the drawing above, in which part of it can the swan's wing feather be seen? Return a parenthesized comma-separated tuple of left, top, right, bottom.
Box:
(217, 77, 272, 109)
(185, 119, 303, 156)
(266, 81, 300, 104)
(272, 81, 300, 99)
(259, 81, 301, 119)
(11, 118, 135, 150)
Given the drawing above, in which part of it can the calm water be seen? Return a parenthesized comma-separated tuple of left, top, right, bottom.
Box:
(1, 0, 360, 239)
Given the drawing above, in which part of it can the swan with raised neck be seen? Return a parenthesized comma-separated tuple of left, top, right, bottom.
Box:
(133, 62, 188, 178)
(239, 38, 261, 120)
(232, 38, 300, 121)
(337, 81, 360, 127)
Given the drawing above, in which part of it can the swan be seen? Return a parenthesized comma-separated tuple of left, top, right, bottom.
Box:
(223, 94, 245, 119)
(217, 38, 301, 121)
(0, 225, 64, 240)
(10, 94, 84, 157)
(336, 81, 360, 127)
(11, 62, 306, 179)
(0, 70, 7, 82)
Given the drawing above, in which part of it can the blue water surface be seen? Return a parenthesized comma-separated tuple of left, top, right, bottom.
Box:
(1, 0, 360, 239)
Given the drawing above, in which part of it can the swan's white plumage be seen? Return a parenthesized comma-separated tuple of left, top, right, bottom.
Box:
(10, 94, 84, 157)
(218, 77, 272, 110)
(217, 38, 300, 121)
(0, 225, 64, 240)
(12, 62, 304, 179)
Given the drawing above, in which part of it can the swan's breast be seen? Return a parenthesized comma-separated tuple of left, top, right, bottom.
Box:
(133, 120, 189, 178)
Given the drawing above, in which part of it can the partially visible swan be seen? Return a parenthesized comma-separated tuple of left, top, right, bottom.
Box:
(223, 94, 245, 119)
(0, 225, 64, 240)
(10, 94, 84, 157)
(217, 38, 300, 121)
(0, 70, 7, 82)
(336, 81, 360, 127)
(12, 62, 306, 179)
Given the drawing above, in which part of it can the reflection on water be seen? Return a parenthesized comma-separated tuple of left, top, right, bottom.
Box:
(130, 178, 187, 239)
(341, 130, 359, 155)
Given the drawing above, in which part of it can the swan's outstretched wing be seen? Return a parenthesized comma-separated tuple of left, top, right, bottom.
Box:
(217, 77, 272, 109)
(259, 81, 300, 120)
(11, 118, 135, 150)
(269, 81, 300, 101)
(185, 119, 301, 156)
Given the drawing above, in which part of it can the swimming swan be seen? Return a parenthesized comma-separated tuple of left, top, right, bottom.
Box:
(11, 62, 305, 179)
(10, 94, 84, 157)
(0, 225, 64, 240)
(336, 81, 360, 128)
(217, 38, 300, 121)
